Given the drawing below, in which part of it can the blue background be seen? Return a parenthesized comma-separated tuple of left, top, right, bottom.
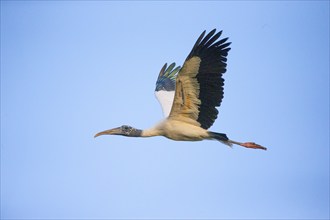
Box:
(1, 1, 329, 219)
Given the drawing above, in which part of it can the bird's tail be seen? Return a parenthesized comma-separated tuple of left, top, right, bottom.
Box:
(208, 132, 233, 147)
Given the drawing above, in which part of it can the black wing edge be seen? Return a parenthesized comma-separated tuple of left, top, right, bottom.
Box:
(155, 63, 181, 92)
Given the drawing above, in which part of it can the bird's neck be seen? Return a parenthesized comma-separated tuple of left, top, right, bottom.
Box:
(129, 128, 143, 137)
(141, 126, 162, 137)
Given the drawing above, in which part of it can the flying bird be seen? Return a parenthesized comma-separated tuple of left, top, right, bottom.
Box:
(95, 29, 266, 150)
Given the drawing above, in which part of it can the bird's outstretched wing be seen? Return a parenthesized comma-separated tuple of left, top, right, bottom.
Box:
(168, 29, 231, 129)
(155, 63, 181, 117)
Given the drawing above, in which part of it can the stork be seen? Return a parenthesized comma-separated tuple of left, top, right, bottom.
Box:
(95, 29, 266, 150)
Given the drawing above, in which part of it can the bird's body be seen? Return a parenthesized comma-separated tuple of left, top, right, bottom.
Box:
(142, 119, 210, 141)
(95, 29, 266, 150)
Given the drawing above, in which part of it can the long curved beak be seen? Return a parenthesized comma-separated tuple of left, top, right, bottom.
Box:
(94, 127, 121, 138)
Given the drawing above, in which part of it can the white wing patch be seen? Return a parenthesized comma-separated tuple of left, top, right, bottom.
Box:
(155, 90, 175, 117)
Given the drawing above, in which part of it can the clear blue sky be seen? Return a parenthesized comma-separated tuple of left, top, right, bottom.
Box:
(1, 1, 329, 219)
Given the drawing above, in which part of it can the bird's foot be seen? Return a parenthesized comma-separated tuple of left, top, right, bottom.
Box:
(240, 142, 267, 150)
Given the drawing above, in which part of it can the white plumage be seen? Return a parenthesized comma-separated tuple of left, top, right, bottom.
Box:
(155, 90, 175, 117)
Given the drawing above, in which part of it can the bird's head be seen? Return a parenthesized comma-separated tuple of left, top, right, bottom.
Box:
(94, 125, 142, 138)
